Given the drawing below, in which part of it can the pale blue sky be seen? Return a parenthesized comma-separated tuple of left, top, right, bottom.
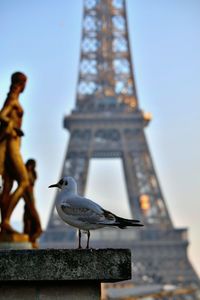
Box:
(0, 1, 200, 275)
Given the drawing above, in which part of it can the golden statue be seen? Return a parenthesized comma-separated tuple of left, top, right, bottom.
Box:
(0, 72, 42, 245)
(23, 159, 42, 246)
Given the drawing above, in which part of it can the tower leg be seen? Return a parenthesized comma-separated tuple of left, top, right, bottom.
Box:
(122, 151, 141, 220)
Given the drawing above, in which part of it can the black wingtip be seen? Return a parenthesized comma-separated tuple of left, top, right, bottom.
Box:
(115, 215, 143, 227)
(118, 222, 144, 229)
(136, 223, 144, 227)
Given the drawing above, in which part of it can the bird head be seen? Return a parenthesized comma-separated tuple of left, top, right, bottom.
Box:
(48, 176, 77, 193)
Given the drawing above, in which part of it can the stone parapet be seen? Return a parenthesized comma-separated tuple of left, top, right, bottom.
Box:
(0, 248, 131, 299)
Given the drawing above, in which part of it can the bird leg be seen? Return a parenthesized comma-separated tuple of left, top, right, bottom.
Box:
(86, 230, 90, 249)
(78, 229, 82, 249)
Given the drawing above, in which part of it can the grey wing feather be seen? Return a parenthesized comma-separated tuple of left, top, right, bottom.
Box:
(60, 194, 106, 223)
(61, 194, 103, 213)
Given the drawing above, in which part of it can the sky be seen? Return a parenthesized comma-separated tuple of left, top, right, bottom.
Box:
(0, 0, 200, 276)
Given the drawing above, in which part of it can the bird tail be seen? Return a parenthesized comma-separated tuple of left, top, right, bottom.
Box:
(115, 215, 144, 229)
(102, 209, 144, 228)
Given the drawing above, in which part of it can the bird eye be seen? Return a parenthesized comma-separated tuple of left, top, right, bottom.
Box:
(65, 181, 68, 186)
(59, 179, 64, 185)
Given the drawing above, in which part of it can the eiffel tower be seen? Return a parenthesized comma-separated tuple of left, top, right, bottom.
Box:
(41, 0, 199, 297)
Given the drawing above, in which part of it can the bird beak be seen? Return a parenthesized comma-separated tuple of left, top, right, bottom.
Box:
(48, 183, 59, 188)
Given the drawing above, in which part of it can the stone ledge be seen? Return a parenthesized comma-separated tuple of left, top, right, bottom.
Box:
(0, 249, 131, 282)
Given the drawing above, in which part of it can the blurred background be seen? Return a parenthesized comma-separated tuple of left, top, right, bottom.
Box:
(0, 0, 199, 275)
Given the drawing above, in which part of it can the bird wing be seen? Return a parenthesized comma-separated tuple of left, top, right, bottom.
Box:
(60, 194, 107, 223)
(60, 194, 143, 227)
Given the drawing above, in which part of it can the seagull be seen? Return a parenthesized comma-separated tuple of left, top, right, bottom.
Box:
(49, 176, 143, 249)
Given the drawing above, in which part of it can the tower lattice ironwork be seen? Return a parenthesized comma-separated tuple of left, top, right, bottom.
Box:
(41, 0, 199, 297)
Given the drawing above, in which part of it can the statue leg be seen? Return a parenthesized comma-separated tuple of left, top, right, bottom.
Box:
(0, 172, 13, 221)
(23, 191, 42, 241)
(23, 202, 31, 235)
(0, 173, 19, 233)
(1, 149, 29, 230)
(0, 139, 7, 176)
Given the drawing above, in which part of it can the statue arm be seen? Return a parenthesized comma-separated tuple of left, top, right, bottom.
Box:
(0, 103, 14, 124)
(0, 101, 23, 136)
